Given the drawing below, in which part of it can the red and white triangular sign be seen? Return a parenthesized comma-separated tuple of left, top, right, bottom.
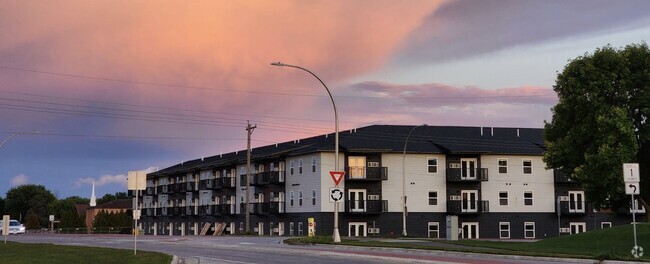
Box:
(330, 171, 346, 186)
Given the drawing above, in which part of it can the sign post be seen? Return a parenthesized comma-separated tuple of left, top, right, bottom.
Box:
(128, 171, 147, 255)
(329, 171, 345, 243)
(623, 163, 643, 259)
(2, 215, 9, 244)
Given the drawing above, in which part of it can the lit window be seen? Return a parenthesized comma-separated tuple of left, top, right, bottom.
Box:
(498, 159, 508, 174)
(428, 158, 438, 173)
(523, 159, 532, 174)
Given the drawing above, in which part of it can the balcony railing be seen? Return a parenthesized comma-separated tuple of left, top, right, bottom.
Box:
(345, 167, 388, 181)
(185, 206, 198, 216)
(198, 205, 221, 216)
(446, 168, 488, 182)
(346, 200, 387, 214)
(220, 204, 236, 215)
(447, 200, 489, 214)
(156, 207, 171, 216)
(199, 179, 223, 190)
(222, 177, 236, 188)
(146, 187, 155, 195)
(251, 171, 286, 186)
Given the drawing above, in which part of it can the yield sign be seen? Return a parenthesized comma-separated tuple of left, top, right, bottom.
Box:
(330, 171, 346, 186)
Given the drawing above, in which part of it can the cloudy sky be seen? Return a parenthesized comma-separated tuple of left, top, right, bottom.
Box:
(1, 0, 650, 199)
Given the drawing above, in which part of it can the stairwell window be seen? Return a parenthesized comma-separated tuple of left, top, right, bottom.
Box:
(312, 189, 316, 206)
(299, 190, 303, 206)
(498, 159, 508, 174)
(523, 159, 532, 174)
(312, 157, 317, 173)
(427, 158, 438, 173)
(299, 159, 303, 174)
(290, 160, 295, 175)
(290, 191, 294, 207)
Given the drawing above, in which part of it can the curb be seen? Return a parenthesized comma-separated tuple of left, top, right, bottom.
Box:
(170, 255, 179, 264)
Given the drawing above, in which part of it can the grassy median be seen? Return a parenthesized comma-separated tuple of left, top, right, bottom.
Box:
(0, 242, 171, 264)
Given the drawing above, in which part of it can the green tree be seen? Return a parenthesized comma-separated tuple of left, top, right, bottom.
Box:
(5, 184, 57, 226)
(0, 196, 4, 214)
(544, 43, 650, 210)
(96, 192, 128, 205)
(25, 210, 41, 229)
(53, 196, 88, 228)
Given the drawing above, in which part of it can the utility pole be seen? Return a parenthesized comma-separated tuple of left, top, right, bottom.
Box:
(245, 121, 256, 233)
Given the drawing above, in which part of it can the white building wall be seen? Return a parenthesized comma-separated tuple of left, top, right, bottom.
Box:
(381, 153, 447, 213)
(481, 155, 555, 213)
(319, 152, 345, 212)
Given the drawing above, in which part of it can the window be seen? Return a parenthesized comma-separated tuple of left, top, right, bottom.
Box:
(499, 222, 510, 239)
(289, 222, 294, 236)
(298, 222, 304, 236)
(239, 222, 244, 232)
(524, 191, 533, 206)
(601, 222, 612, 229)
(427, 158, 438, 173)
(498, 159, 508, 174)
(290, 161, 294, 175)
(427, 222, 439, 238)
(299, 191, 303, 206)
(523, 159, 532, 174)
(524, 222, 535, 238)
(499, 191, 508, 206)
(312, 189, 316, 206)
(290, 191, 294, 207)
(428, 191, 438, 205)
(568, 191, 585, 213)
(240, 166, 246, 175)
(311, 157, 316, 173)
(299, 159, 303, 174)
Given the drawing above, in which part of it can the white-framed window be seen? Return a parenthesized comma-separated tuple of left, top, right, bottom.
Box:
(524, 222, 535, 238)
(289, 222, 294, 236)
(498, 159, 508, 174)
(427, 158, 438, 173)
(290, 160, 294, 175)
(523, 159, 532, 174)
(427, 222, 439, 238)
(499, 222, 510, 239)
(601, 222, 612, 229)
(299, 159, 303, 174)
(523, 191, 533, 206)
(290, 191, 294, 207)
(428, 190, 438, 205)
(499, 191, 508, 206)
(568, 191, 585, 213)
(311, 189, 316, 206)
(298, 222, 304, 236)
(299, 190, 303, 206)
(570, 222, 586, 234)
(311, 157, 317, 173)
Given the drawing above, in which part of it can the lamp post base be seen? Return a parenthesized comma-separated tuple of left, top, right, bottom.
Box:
(333, 228, 341, 243)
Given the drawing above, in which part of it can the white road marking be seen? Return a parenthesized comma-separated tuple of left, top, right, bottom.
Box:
(192, 256, 256, 264)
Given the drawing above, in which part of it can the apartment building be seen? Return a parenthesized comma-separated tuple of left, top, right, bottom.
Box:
(138, 125, 645, 239)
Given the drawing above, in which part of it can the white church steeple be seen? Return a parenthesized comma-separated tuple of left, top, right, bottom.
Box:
(89, 180, 97, 207)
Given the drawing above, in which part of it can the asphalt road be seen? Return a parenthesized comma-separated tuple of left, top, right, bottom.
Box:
(5, 234, 600, 264)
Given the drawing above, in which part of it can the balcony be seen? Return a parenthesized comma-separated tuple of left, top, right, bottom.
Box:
(200, 179, 223, 190)
(158, 185, 174, 194)
(186, 182, 198, 192)
(345, 167, 388, 181)
(346, 200, 387, 214)
(198, 205, 221, 216)
(146, 187, 155, 195)
(222, 177, 236, 188)
(220, 204, 236, 215)
(185, 206, 198, 216)
(446, 168, 488, 182)
(447, 200, 489, 214)
(157, 207, 171, 217)
(172, 206, 184, 216)
(145, 208, 156, 217)
(177, 183, 187, 192)
(251, 171, 286, 186)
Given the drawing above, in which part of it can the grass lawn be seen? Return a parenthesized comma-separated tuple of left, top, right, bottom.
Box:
(286, 223, 650, 261)
(0, 242, 171, 264)
(446, 223, 650, 261)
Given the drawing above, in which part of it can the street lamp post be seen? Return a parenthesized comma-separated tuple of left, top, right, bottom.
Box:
(270, 62, 341, 243)
(402, 124, 426, 237)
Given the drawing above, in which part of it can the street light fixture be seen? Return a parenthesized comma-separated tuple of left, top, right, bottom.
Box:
(0, 131, 39, 150)
(402, 124, 426, 237)
(270, 61, 341, 243)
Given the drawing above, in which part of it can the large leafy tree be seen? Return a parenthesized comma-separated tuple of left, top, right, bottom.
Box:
(53, 196, 89, 228)
(96, 192, 128, 205)
(5, 184, 57, 227)
(545, 43, 650, 210)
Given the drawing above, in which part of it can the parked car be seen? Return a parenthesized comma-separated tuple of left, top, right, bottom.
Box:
(0, 220, 26, 234)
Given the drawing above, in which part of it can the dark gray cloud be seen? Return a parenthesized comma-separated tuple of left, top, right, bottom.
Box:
(396, 0, 650, 63)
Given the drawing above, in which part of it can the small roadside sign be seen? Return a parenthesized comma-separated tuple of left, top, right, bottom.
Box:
(2, 215, 9, 241)
(623, 163, 640, 183)
(329, 187, 344, 203)
(627, 182, 640, 195)
(329, 171, 345, 186)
